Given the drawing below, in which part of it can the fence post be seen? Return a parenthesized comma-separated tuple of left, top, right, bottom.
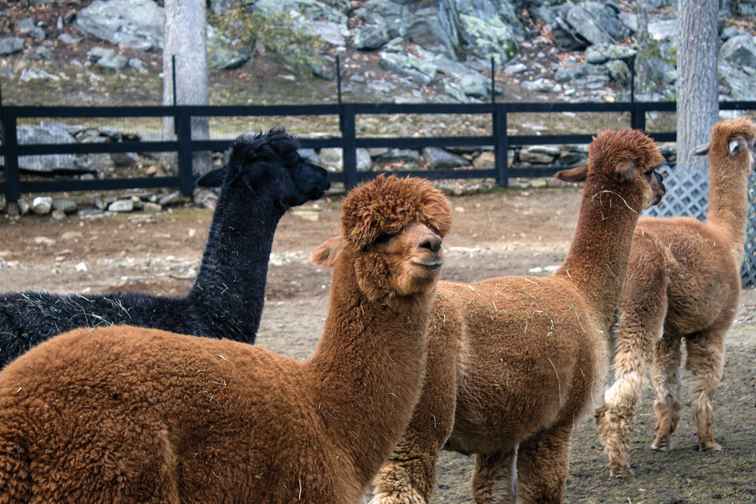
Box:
(2, 109, 20, 215)
(494, 103, 508, 187)
(630, 56, 635, 104)
(631, 102, 646, 132)
(341, 103, 357, 189)
(176, 106, 194, 196)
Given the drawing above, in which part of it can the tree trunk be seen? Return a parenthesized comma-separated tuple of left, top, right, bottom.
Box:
(162, 0, 213, 178)
(634, 0, 650, 98)
(676, 0, 719, 171)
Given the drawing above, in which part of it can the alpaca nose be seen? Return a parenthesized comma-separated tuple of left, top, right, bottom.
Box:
(418, 232, 442, 253)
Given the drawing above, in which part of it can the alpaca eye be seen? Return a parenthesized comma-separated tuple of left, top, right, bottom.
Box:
(374, 232, 392, 245)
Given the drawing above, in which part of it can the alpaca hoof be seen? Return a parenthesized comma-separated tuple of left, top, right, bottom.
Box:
(609, 466, 634, 478)
(699, 441, 722, 452)
(368, 490, 426, 504)
(650, 440, 672, 451)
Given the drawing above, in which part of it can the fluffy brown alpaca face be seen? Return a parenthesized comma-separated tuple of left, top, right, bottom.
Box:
(555, 129, 667, 210)
(354, 221, 444, 300)
(312, 174, 452, 302)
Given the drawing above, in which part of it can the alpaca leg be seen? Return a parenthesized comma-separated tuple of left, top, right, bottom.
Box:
(472, 449, 517, 504)
(651, 332, 682, 451)
(685, 331, 726, 451)
(595, 302, 663, 476)
(369, 437, 439, 504)
(514, 421, 573, 504)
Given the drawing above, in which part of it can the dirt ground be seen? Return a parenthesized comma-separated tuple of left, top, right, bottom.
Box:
(1, 186, 755, 503)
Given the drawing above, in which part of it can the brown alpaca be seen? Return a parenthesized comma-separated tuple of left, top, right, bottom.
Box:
(594, 118, 756, 477)
(0, 175, 452, 504)
(369, 130, 667, 504)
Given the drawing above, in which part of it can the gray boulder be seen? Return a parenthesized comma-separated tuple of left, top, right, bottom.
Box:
(19, 67, 60, 83)
(28, 27, 46, 41)
(376, 148, 420, 169)
(32, 196, 53, 215)
(550, 17, 589, 51)
(207, 27, 249, 70)
(356, 148, 373, 171)
(719, 59, 756, 101)
(18, 125, 76, 173)
(648, 17, 676, 43)
(459, 72, 489, 99)
(308, 56, 336, 80)
(252, 0, 347, 27)
(422, 147, 470, 169)
(379, 52, 437, 85)
(443, 78, 473, 102)
(0, 37, 25, 56)
(586, 43, 637, 64)
(308, 21, 346, 46)
(74, 0, 165, 51)
(57, 32, 82, 45)
(720, 34, 756, 69)
(16, 17, 35, 34)
(438, 0, 518, 63)
(564, 2, 632, 46)
(604, 59, 631, 85)
(520, 78, 552, 93)
(52, 199, 79, 214)
(554, 64, 585, 82)
(404, 7, 446, 53)
(354, 25, 390, 50)
(98, 51, 129, 71)
(319, 148, 343, 172)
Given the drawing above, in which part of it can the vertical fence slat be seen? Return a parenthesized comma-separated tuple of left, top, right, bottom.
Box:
(177, 107, 194, 196)
(2, 110, 20, 213)
(494, 103, 508, 187)
(341, 104, 357, 189)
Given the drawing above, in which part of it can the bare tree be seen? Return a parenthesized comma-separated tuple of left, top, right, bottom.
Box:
(676, 0, 719, 171)
(634, 0, 651, 98)
(162, 0, 213, 178)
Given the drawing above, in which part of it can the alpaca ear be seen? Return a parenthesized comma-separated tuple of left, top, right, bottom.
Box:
(614, 161, 638, 183)
(728, 139, 748, 156)
(196, 165, 228, 187)
(554, 163, 588, 183)
(692, 142, 710, 156)
(312, 237, 347, 267)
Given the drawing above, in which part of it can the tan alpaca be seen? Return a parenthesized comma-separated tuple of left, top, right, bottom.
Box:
(594, 118, 756, 477)
(369, 130, 667, 504)
(0, 175, 452, 504)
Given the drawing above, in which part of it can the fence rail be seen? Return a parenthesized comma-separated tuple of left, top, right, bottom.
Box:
(2, 100, 756, 208)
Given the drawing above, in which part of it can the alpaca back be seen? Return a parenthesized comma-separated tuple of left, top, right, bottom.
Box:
(441, 275, 607, 455)
(628, 216, 742, 331)
(0, 326, 344, 503)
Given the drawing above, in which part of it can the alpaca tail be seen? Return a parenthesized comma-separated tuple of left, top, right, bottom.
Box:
(0, 435, 31, 504)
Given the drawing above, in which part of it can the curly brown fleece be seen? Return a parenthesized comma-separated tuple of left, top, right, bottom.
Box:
(0, 175, 451, 504)
(342, 174, 453, 249)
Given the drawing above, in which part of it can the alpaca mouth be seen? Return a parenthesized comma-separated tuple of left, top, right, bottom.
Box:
(412, 258, 445, 270)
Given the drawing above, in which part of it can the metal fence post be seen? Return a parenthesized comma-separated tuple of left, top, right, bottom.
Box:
(494, 103, 509, 187)
(341, 103, 357, 189)
(176, 106, 194, 196)
(2, 109, 20, 215)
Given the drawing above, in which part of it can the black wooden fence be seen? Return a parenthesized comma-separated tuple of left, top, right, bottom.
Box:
(2, 100, 756, 208)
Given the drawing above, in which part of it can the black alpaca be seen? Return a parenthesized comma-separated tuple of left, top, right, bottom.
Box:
(0, 128, 329, 367)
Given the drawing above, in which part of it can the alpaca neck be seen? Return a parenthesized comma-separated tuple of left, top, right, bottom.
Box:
(185, 185, 286, 342)
(706, 160, 750, 265)
(556, 174, 645, 331)
(306, 253, 432, 487)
